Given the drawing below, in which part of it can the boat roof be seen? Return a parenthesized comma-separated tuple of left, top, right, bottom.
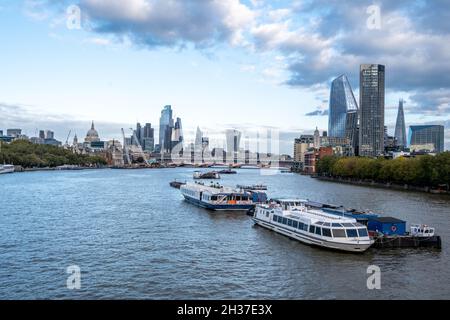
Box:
(371, 216, 406, 223)
(271, 198, 309, 203)
(182, 182, 245, 195)
(260, 203, 358, 224)
(287, 207, 358, 224)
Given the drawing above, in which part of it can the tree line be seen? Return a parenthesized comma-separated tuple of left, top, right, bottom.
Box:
(0, 140, 107, 168)
(316, 152, 450, 187)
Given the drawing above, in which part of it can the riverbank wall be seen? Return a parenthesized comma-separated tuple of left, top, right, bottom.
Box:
(314, 176, 449, 195)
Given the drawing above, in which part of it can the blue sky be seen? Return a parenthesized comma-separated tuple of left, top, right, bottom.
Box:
(0, 0, 449, 153)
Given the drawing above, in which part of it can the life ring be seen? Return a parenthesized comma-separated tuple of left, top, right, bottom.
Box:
(391, 225, 397, 232)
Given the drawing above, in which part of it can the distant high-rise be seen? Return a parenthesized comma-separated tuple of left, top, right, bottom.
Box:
(408, 125, 444, 153)
(159, 105, 174, 153)
(171, 117, 183, 150)
(394, 99, 407, 148)
(359, 64, 385, 157)
(328, 75, 358, 138)
(195, 126, 203, 150)
(142, 123, 154, 152)
(39, 130, 45, 139)
(135, 122, 142, 145)
(225, 129, 241, 163)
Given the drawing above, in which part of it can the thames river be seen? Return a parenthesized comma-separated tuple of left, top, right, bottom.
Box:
(1, 168, 449, 299)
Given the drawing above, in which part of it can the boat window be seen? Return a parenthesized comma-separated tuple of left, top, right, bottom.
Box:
(316, 222, 324, 225)
(323, 223, 331, 227)
(273, 215, 278, 222)
(277, 216, 283, 223)
(322, 228, 332, 237)
(236, 196, 241, 201)
(298, 222, 304, 229)
(309, 225, 315, 233)
(357, 228, 368, 237)
(332, 229, 346, 238)
(315, 227, 322, 236)
(346, 229, 358, 237)
(288, 219, 293, 226)
(342, 223, 354, 227)
(282, 217, 288, 225)
(292, 221, 298, 228)
(211, 196, 217, 201)
(332, 223, 343, 227)
(303, 224, 308, 231)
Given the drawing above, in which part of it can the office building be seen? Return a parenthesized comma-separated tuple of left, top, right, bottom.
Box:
(159, 105, 174, 153)
(328, 75, 359, 138)
(142, 123, 155, 152)
(408, 125, 444, 153)
(359, 64, 385, 157)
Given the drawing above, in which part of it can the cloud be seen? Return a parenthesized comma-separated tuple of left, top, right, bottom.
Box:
(409, 89, 450, 116)
(76, 0, 255, 49)
(305, 109, 328, 116)
(24, 0, 450, 118)
(250, 1, 450, 116)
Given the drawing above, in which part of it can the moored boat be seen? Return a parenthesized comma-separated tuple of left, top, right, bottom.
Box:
(180, 182, 267, 211)
(0, 164, 15, 174)
(252, 199, 374, 253)
(193, 171, 220, 179)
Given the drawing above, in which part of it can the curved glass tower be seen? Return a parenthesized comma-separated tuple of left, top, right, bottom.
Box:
(328, 75, 358, 138)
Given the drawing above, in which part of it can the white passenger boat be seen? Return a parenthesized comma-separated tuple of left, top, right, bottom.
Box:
(180, 182, 267, 211)
(193, 171, 220, 179)
(410, 224, 435, 237)
(0, 164, 15, 174)
(253, 199, 374, 253)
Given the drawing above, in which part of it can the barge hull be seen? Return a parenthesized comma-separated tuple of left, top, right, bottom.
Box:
(372, 235, 441, 249)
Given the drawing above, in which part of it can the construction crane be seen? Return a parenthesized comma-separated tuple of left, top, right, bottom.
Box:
(121, 128, 132, 165)
(65, 130, 72, 146)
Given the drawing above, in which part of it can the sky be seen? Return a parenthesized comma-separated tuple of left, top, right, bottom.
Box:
(0, 0, 449, 154)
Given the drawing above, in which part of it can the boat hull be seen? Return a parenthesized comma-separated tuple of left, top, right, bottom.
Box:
(183, 195, 254, 211)
(253, 217, 372, 253)
(0, 167, 15, 174)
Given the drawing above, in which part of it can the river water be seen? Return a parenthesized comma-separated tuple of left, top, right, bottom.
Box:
(1, 168, 449, 299)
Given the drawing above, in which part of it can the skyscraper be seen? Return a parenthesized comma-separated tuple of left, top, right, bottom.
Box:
(171, 117, 183, 150)
(159, 105, 174, 153)
(195, 126, 203, 150)
(394, 99, 407, 148)
(328, 75, 358, 138)
(135, 122, 142, 146)
(225, 129, 242, 163)
(359, 64, 385, 157)
(142, 123, 154, 152)
(408, 125, 444, 153)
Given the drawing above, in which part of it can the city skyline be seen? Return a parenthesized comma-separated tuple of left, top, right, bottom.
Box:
(0, 1, 449, 153)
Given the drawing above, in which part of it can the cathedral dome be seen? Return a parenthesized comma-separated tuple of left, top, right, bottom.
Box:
(85, 121, 100, 142)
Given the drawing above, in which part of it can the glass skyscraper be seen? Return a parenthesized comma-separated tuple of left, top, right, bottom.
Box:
(328, 75, 358, 138)
(159, 105, 174, 153)
(408, 125, 444, 153)
(359, 64, 385, 157)
(394, 99, 407, 147)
